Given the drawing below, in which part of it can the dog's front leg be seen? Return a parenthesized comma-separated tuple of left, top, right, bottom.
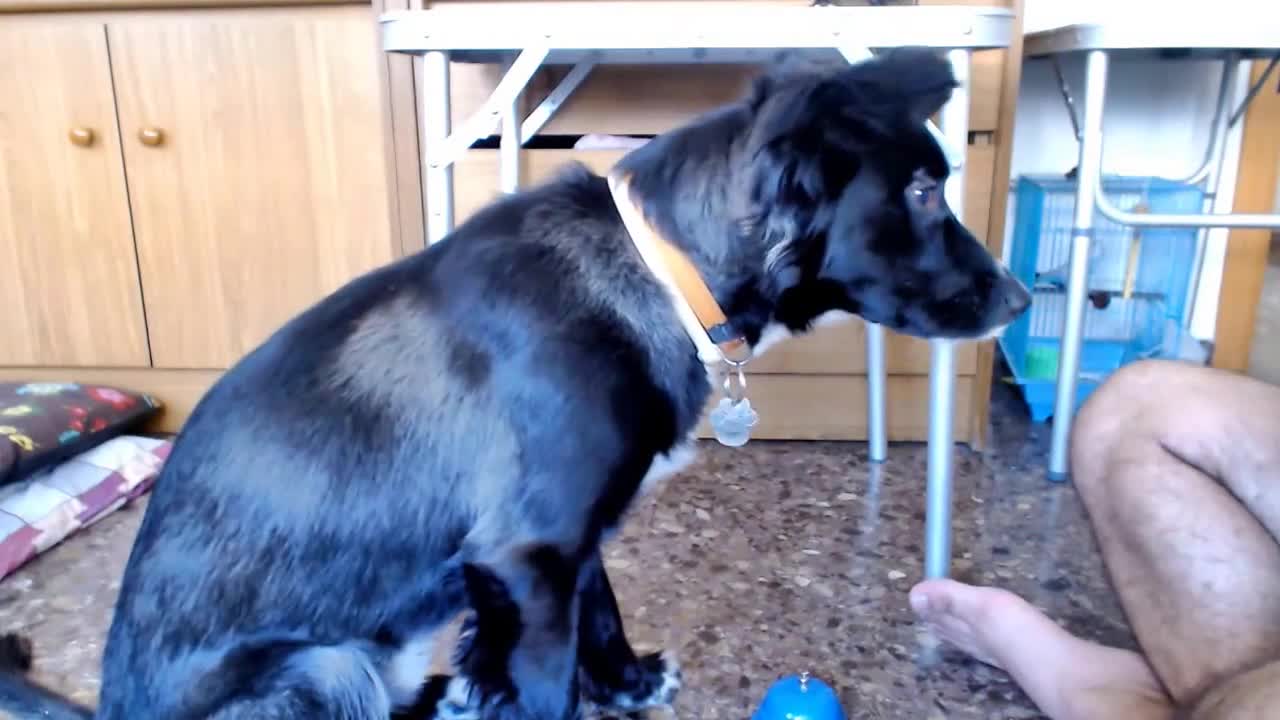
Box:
(416, 545, 584, 720)
(576, 552, 681, 713)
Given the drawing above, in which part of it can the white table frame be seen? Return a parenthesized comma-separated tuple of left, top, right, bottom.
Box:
(380, 2, 1015, 579)
(1024, 23, 1280, 480)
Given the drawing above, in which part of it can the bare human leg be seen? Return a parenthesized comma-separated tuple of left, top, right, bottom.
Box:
(911, 360, 1280, 720)
(1069, 360, 1280, 705)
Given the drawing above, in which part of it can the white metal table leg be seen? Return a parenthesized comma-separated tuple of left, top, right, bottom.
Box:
(522, 60, 596, 141)
(866, 321, 887, 463)
(1047, 50, 1108, 480)
(924, 48, 971, 580)
(501, 89, 522, 194)
(1182, 56, 1240, 330)
(925, 340, 956, 578)
(423, 50, 454, 244)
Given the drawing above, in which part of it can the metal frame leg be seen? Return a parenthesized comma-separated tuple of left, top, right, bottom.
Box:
(866, 321, 887, 463)
(924, 48, 971, 580)
(423, 50, 454, 244)
(1183, 55, 1240, 328)
(925, 340, 956, 578)
(841, 45, 890, 466)
(1047, 49, 1108, 480)
(521, 60, 596, 141)
(421, 48, 549, 243)
(500, 70, 522, 194)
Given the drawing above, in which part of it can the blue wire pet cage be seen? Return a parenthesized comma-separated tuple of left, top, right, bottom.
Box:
(999, 174, 1206, 422)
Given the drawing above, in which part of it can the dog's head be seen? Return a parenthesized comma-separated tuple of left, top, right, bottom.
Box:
(745, 48, 1030, 340)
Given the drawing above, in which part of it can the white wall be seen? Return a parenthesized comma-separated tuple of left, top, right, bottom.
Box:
(1007, 0, 1258, 341)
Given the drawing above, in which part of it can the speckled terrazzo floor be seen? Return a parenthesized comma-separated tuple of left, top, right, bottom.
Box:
(0, 378, 1135, 720)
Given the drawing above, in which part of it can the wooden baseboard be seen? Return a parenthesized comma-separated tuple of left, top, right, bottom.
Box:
(694, 373, 974, 442)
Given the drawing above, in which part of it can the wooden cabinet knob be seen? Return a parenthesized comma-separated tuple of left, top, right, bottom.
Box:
(138, 127, 165, 147)
(68, 127, 95, 147)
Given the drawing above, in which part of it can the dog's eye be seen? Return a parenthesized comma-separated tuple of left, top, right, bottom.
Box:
(910, 184, 939, 208)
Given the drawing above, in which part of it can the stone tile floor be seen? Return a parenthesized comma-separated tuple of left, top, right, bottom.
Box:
(0, 379, 1134, 719)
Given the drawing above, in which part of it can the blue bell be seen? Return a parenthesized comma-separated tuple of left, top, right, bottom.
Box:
(751, 671, 846, 720)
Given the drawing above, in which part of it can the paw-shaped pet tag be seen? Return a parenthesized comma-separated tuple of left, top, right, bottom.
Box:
(709, 396, 758, 447)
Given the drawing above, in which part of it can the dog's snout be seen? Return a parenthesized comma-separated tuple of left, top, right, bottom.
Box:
(1004, 278, 1032, 317)
(991, 270, 1032, 325)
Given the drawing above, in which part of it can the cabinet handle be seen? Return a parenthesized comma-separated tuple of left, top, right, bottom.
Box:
(68, 127, 95, 147)
(138, 127, 165, 147)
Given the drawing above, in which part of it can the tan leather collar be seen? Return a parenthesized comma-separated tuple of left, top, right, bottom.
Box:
(607, 171, 752, 368)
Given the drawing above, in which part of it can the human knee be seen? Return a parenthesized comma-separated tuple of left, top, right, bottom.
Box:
(1069, 360, 1200, 488)
(1071, 361, 1170, 452)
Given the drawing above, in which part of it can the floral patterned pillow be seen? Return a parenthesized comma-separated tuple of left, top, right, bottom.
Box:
(0, 382, 163, 487)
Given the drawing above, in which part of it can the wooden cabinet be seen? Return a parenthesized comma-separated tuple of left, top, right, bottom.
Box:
(0, 6, 396, 375)
(0, 24, 149, 367)
(108, 13, 395, 367)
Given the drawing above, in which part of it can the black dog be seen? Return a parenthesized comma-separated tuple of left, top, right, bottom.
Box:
(0, 48, 1029, 719)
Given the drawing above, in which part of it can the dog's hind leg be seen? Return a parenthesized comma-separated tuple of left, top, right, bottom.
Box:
(191, 642, 393, 720)
(575, 552, 681, 713)
(418, 545, 584, 720)
(0, 632, 94, 720)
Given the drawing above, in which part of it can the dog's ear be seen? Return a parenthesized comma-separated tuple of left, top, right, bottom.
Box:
(835, 47, 958, 127)
(744, 59, 865, 292)
(747, 52, 834, 110)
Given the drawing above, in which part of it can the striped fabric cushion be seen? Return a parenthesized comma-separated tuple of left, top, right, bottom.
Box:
(0, 435, 171, 581)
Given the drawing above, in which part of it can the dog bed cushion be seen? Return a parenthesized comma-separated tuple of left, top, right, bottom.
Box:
(0, 434, 171, 581)
(0, 382, 162, 486)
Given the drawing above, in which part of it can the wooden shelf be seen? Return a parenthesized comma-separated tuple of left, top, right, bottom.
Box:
(0, 0, 365, 14)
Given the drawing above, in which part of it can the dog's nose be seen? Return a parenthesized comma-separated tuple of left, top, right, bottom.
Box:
(1003, 277, 1032, 317)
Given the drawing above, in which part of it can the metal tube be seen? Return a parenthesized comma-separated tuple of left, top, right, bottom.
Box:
(500, 91, 521, 194)
(924, 48, 970, 580)
(1048, 49, 1108, 480)
(1226, 55, 1279, 130)
(1094, 184, 1280, 229)
(437, 47, 548, 170)
(1177, 56, 1237, 186)
(423, 50, 454, 244)
(925, 339, 956, 579)
(1050, 56, 1082, 141)
(1087, 57, 1279, 231)
(1185, 57, 1247, 332)
(866, 321, 887, 463)
(521, 60, 596, 142)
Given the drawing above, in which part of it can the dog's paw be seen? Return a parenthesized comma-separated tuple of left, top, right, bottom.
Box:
(0, 633, 33, 673)
(639, 650, 682, 707)
(396, 674, 481, 720)
(591, 649, 682, 712)
(435, 675, 482, 720)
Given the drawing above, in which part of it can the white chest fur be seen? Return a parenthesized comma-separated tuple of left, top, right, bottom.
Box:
(638, 438, 698, 498)
(751, 309, 857, 357)
(383, 632, 438, 707)
(637, 311, 855, 499)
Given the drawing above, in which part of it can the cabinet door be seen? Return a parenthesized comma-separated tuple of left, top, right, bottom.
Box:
(0, 24, 150, 367)
(108, 8, 396, 369)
